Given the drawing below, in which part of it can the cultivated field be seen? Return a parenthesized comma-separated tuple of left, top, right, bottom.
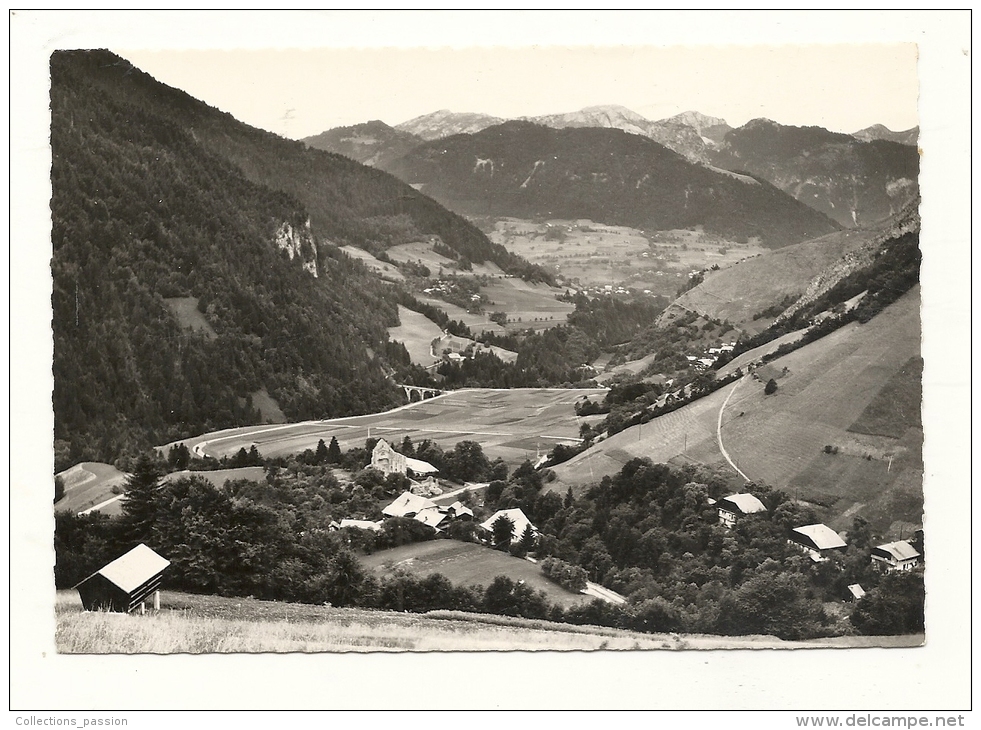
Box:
(718, 287, 922, 535)
(361, 540, 593, 608)
(487, 218, 766, 297)
(359, 540, 593, 609)
(479, 278, 575, 330)
(165, 388, 607, 469)
(714, 327, 810, 380)
(339, 245, 405, 282)
(414, 296, 505, 334)
(388, 305, 443, 366)
(592, 353, 660, 384)
(386, 240, 505, 278)
(550, 289, 922, 537)
(548, 382, 736, 496)
(54, 590, 920, 654)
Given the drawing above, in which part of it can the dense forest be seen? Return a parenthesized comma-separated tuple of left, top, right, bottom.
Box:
(50, 51, 551, 469)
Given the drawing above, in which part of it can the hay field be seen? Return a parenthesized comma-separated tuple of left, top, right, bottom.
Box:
(339, 245, 405, 282)
(593, 353, 659, 384)
(550, 289, 921, 535)
(359, 540, 592, 609)
(673, 228, 875, 333)
(548, 383, 734, 495)
(719, 288, 921, 534)
(480, 278, 575, 330)
(167, 388, 606, 469)
(388, 305, 443, 366)
(387, 241, 505, 278)
(414, 296, 505, 334)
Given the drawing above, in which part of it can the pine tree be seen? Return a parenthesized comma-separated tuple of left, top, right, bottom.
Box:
(120, 453, 163, 544)
(518, 523, 537, 554)
(327, 436, 342, 464)
(315, 439, 329, 463)
(400, 435, 415, 456)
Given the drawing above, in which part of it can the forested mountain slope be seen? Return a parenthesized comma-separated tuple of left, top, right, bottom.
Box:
(711, 119, 919, 228)
(384, 121, 839, 247)
(50, 51, 539, 468)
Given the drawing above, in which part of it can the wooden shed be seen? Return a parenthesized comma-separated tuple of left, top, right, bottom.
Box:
(73, 544, 170, 613)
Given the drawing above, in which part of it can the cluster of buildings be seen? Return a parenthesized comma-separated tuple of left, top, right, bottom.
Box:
(713, 492, 922, 596)
(332, 439, 537, 545)
(685, 341, 736, 370)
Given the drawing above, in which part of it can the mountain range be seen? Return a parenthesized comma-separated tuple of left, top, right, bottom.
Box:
(381, 120, 839, 247)
(305, 106, 918, 229)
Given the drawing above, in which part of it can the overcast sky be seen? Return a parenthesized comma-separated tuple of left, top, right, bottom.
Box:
(119, 43, 919, 140)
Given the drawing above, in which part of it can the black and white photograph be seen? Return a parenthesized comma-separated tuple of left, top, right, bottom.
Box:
(10, 9, 970, 713)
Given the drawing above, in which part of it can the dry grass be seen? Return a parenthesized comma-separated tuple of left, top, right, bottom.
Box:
(55, 591, 920, 653)
(54, 591, 668, 653)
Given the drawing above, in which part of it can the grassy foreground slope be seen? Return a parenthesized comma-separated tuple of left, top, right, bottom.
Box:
(550, 288, 921, 535)
(55, 591, 920, 653)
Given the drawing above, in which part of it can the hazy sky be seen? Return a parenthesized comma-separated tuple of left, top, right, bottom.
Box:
(119, 43, 919, 140)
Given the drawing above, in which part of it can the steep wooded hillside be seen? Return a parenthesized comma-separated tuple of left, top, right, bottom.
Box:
(50, 50, 416, 467)
(302, 120, 424, 168)
(712, 119, 919, 228)
(50, 51, 548, 468)
(384, 121, 839, 247)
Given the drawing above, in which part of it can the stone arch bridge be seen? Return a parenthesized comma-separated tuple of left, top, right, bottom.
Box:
(396, 384, 445, 402)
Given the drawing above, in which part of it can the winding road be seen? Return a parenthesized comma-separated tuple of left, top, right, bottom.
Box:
(717, 375, 751, 482)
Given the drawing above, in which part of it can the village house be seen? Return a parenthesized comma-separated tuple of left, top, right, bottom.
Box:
(788, 523, 848, 562)
(338, 519, 384, 532)
(479, 508, 537, 546)
(382, 490, 438, 519)
(716, 493, 767, 528)
(870, 540, 921, 572)
(445, 501, 474, 520)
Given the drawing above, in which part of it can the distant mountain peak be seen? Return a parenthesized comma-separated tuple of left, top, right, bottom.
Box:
(659, 110, 729, 133)
(852, 124, 919, 146)
(395, 110, 505, 141)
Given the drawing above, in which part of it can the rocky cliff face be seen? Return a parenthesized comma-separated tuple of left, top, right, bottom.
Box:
(274, 220, 318, 277)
